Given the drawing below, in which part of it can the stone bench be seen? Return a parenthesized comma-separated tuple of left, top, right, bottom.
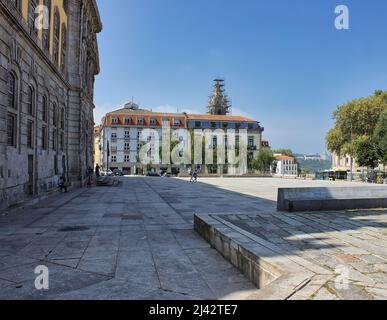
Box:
(277, 186, 387, 212)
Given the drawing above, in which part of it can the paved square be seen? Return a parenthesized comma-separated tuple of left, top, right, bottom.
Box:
(0, 177, 386, 299)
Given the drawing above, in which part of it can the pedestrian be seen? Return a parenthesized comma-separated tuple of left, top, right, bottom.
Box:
(95, 164, 101, 177)
(58, 175, 68, 193)
(87, 166, 94, 188)
(189, 167, 194, 183)
(193, 169, 198, 183)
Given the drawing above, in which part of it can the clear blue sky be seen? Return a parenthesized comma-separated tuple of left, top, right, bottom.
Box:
(94, 0, 387, 154)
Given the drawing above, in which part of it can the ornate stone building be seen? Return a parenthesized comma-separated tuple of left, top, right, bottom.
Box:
(0, 0, 102, 210)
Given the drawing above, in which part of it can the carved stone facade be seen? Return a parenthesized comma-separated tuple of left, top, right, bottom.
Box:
(0, 0, 102, 210)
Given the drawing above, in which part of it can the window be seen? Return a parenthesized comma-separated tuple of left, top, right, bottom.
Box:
(27, 86, 34, 115)
(29, 0, 37, 34)
(222, 122, 228, 129)
(111, 118, 118, 124)
(60, 109, 65, 129)
(111, 155, 117, 162)
(10, 0, 21, 11)
(137, 118, 144, 125)
(8, 72, 16, 109)
(124, 155, 130, 162)
(150, 118, 157, 125)
(125, 118, 131, 125)
(111, 133, 117, 139)
(7, 114, 16, 147)
(124, 143, 130, 151)
(60, 132, 64, 151)
(211, 122, 217, 128)
(52, 129, 57, 150)
(63, 0, 69, 14)
(27, 120, 34, 149)
(54, 154, 58, 175)
(195, 121, 201, 128)
(42, 125, 47, 150)
(124, 130, 130, 138)
(42, 96, 48, 122)
(53, 8, 60, 64)
(53, 103, 58, 127)
(61, 24, 67, 72)
(162, 118, 170, 125)
(174, 119, 181, 126)
(42, 0, 51, 52)
(248, 137, 254, 147)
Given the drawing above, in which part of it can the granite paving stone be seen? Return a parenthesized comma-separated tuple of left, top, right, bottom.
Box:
(0, 176, 385, 300)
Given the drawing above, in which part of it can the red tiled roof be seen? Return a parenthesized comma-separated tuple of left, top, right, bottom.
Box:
(274, 155, 294, 160)
(187, 114, 257, 122)
(106, 108, 183, 117)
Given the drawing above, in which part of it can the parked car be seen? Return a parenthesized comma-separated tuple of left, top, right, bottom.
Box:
(113, 169, 124, 176)
(101, 169, 113, 176)
(146, 172, 161, 177)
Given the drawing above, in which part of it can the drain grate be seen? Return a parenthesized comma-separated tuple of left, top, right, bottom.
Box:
(58, 226, 90, 232)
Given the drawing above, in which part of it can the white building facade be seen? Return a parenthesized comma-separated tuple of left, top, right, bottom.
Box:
(273, 155, 298, 177)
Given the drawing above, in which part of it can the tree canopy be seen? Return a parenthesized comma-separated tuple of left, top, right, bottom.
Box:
(251, 148, 275, 173)
(326, 90, 387, 168)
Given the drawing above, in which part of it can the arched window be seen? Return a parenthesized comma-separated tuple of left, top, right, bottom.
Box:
(42, 95, 48, 122)
(8, 72, 16, 109)
(53, 8, 60, 64)
(27, 86, 34, 115)
(7, 72, 18, 147)
(53, 102, 58, 127)
(52, 102, 58, 151)
(10, 0, 21, 11)
(42, 95, 48, 150)
(42, 0, 52, 52)
(60, 108, 65, 130)
(28, 0, 38, 34)
(63, 0, 68, 14)
(61, 24, 67, 72)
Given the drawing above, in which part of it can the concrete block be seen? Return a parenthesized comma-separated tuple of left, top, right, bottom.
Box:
(278, 187, 387, 212)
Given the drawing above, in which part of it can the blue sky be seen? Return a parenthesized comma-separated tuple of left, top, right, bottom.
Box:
(94, 0, 387, 154)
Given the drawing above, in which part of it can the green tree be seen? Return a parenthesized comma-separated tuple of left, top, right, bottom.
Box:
(251, 148, 275, 173)
(326, 91, 387, 173)
(353, 136, 379, 169)
(374, 109, 387, 166)
(326, 127, 345, 156)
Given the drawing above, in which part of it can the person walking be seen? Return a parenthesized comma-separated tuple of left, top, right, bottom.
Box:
(193, 168, 198, 183)
(95, 164, 101, 178)
(87, 167, 94, 188)
(58, 175, 68, 193)
(188, 167, 193, 182)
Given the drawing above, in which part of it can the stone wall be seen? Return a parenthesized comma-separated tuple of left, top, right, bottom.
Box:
(0, 0, 101, 210)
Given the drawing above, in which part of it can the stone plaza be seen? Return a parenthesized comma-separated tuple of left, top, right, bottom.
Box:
(0, 177, 386, 300)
